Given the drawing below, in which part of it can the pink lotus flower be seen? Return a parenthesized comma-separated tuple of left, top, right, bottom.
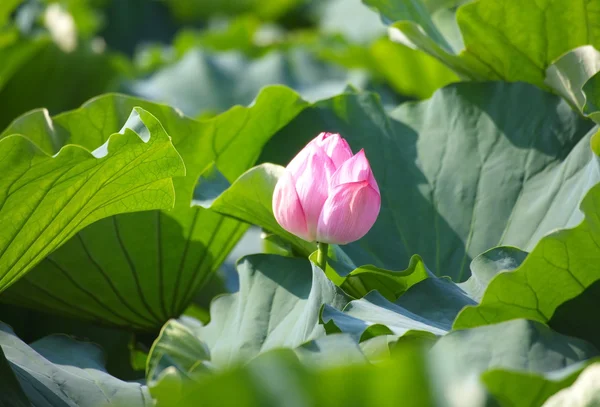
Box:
(272, 132, 380, 245)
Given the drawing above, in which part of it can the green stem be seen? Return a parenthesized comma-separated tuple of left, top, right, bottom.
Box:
(316, 242, 329, 272)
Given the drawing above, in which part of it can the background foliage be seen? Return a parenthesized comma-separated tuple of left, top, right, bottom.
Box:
(3, 0, 600, 406)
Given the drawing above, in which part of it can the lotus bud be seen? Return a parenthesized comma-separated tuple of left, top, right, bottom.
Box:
(272, 132, 380, 245)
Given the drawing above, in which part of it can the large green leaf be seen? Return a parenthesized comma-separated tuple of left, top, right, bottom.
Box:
(1, 89, 307, 329)
(215, 82, 597, 281)
(365, 0, 600, 90)
(150, 345, 433, 407)
(146, 265, 366, 401)
(434, 319, 598, 375)
(147, 254, 349, 376)
(193, 255, 348, 366)
(0, 107, 185, 292)
(453, 156, 600, 340)
(385, 86, 596, 279)
(0, 321, 151, 407)
(146, 254, 353, 396)
(431, 319, 599, 406)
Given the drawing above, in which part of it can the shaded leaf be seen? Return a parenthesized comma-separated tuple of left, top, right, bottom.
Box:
(583, 69, 600, 123)
(178, 254, 348, 367)
(0, 322, 151, 407)
(146, 253, 350, 393)
(550, 279, 600, 350)
(322, 276, 475, 341)
(0, 302, 148, 381)
(0, 346, 29, 407)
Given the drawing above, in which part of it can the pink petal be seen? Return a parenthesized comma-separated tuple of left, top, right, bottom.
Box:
(293, 146, 336, 239)
(316, 181, 381, 245)
(313, 132, 353, 169)
(366, 169, 379, 194)
(330, 149, 380, 194)
(272, 171, 312, 241)
(285, 142, 313, 175)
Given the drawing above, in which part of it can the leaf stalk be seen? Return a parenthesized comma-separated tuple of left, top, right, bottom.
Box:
(316, 242, 328, 272)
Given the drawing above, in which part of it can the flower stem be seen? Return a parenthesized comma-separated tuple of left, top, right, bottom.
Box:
(316, 242, 329, 272)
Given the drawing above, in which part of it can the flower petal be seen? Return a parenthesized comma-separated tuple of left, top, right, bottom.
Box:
(285, 142, 313, 175)
(293, 146, 336, 238)
(314, 132, 353, 169)
(272, 171, 312, 241)
(330, 149, 379, 193)
(316, 181, 381, 245)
